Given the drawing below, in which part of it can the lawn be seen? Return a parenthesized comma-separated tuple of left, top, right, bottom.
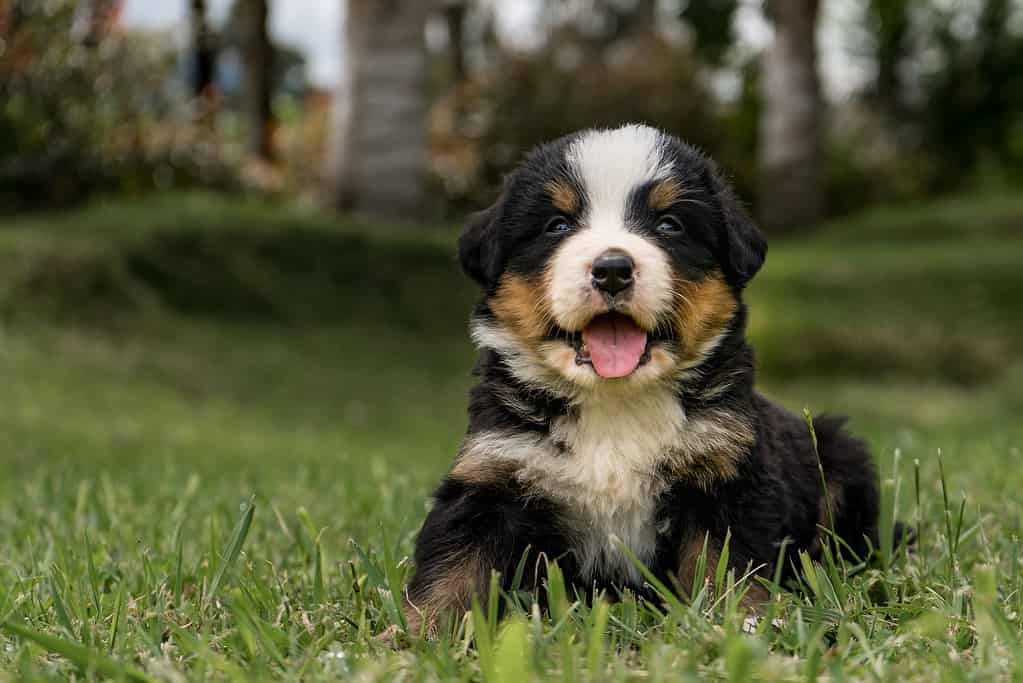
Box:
(1, 192, 1022, 681)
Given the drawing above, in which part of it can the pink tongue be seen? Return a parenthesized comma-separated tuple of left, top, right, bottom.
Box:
(582, 314, 648, 378)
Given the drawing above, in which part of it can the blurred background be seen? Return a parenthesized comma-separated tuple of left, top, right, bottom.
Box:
(1, 0, 1022, 582)
(5, 0, 1023, 221)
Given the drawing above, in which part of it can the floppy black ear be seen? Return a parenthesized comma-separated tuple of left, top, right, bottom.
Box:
(458, 202, 503, 290)
(705, 165, 767, 288)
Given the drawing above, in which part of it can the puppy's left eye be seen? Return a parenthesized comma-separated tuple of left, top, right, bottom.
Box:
(545, 216, 572, 234)
(656, 215, 685, 234)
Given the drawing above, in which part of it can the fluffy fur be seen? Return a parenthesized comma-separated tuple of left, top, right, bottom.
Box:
(402, 124, 887, 636)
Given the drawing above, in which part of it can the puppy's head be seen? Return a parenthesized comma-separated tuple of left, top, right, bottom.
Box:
(462, 124, 766, 394)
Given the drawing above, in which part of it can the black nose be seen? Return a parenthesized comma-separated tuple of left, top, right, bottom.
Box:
(591, 251, 634, 295)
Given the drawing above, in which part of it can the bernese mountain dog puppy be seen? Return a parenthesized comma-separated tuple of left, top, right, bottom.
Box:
(402, 124, 883, 635)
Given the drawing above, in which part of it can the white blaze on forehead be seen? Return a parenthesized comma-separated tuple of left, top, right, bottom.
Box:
(567, 124, 674, 225)
(547, 125, 676, 333)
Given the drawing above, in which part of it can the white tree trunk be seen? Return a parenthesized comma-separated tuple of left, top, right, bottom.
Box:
(759, 0, 823, 233)
(323, 0, 433, 218)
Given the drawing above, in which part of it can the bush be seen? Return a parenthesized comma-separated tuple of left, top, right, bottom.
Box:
(428, 31, 744, 214)
(0, 1, 238, 211)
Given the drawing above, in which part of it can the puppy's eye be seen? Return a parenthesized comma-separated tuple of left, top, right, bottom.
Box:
(656, 215, 684, 234)
(545, 216, 571, 235)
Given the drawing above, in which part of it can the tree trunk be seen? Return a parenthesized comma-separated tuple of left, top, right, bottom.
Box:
(758, 0, 823, 233)
(444, 1, 467, 84)
(241, 0, 274, 160)
(323, 0, 433, 218)
(189, 0, 216, 101)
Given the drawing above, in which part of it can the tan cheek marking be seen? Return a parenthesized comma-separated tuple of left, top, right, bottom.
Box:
(546, 178, 579, 215)
(491, 274, 552, 342)
(673, 271, 737, 362)
(648, 178, 685, 211)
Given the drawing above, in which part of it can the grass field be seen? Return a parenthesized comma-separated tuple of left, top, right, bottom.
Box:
(1, 192, 1022, 681)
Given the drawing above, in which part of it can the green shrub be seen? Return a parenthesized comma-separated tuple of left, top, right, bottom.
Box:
(0, 1, 238, 211)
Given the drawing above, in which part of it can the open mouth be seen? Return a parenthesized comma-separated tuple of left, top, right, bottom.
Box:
(572, 312, 652, 379)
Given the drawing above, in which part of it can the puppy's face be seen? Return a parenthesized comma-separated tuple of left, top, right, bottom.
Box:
(461, 125, 766, 394)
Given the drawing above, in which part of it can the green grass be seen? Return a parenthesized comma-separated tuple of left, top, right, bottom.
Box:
(1, 191, 1022, 681)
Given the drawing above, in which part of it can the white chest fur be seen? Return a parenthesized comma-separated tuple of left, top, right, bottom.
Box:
(463, 387, 688, 586)
(543, 389, 684, 584)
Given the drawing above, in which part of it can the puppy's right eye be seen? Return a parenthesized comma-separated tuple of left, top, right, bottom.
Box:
(545, 216, 571, 235)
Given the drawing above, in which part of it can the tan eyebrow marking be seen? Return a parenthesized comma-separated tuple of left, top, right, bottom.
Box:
(648, 178, 685, 211)
(545, 178, 579, 215)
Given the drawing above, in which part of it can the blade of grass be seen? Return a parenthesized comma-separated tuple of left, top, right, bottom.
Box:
(471, 597, 496, 682)
(107, 581, 125, 653)
(49, 571, 74, 637)
(878, 449, 901, 569)
(173, 522, 185, 609)
(312, 533, 325, 605)
(586, 598, 610, 679)
(692, 533, 710, 600)
(206, 495, 256, 605)
(615, 537, 687, 616)
(804, 410, 836, 535)
(936, 450, 957, 583)
(2, 619, 155, 683)
(493, 617, 529, 683)
(83, 531, 101, 619)
(714, 530, 732, 597)
(487, 570, 500, 637)
(350, 540, 405, 630)
(914, 458, 926, 568)
(379, 528, 410, 632)
(229, 589, 287, 669)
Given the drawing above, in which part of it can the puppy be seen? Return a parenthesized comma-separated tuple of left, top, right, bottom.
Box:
(402, 124, 882, 635)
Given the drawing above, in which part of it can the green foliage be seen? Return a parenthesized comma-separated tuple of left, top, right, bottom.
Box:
(0, 1, 238, 211)
(918, 0, 1023, 189)
(433, 0, 1023, 223)
(680, 0, 740, 65)
(0, 193, 1022, 679)
(439, 34, 725, 212)
(865, 0, 912, 111)
(850, 0, 1023, 200)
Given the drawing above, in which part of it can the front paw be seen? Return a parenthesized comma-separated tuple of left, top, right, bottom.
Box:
(375, 624, 409, 649)
(375, 605, 439, 648)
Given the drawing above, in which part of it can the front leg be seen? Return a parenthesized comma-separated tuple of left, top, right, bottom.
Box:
(402, 474, 561, 638)
(675, 530, 769, 614)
